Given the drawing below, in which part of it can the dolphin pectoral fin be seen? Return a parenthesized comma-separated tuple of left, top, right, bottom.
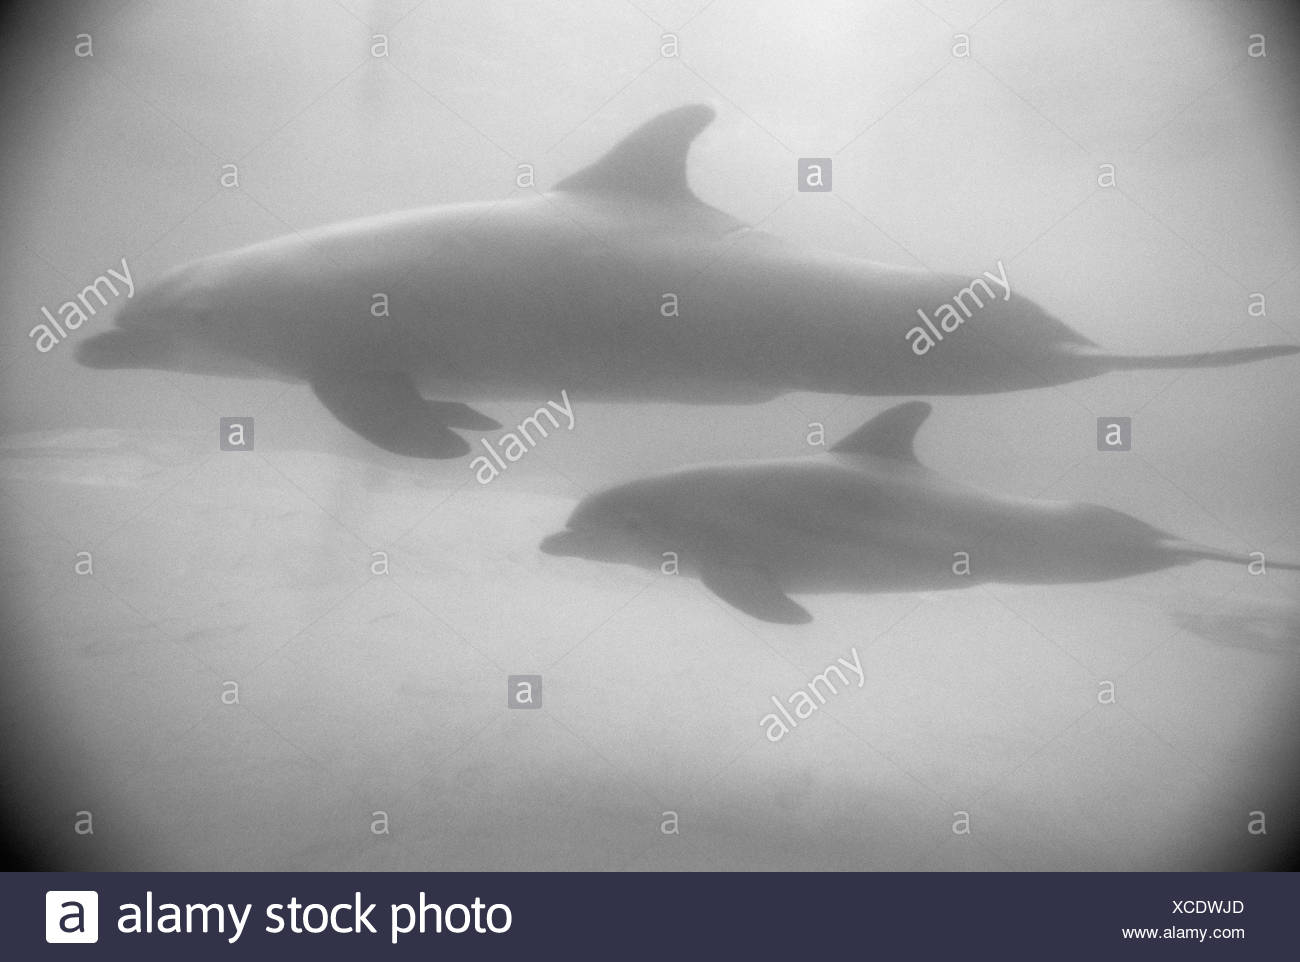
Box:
(423, 400, 501, 431)
(310, 372, 472, 459)
(701, 562, 812, 625)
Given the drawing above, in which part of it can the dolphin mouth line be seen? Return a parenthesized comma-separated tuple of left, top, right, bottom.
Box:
(539, 530, 580, 557)
(75, 328, 173, 369)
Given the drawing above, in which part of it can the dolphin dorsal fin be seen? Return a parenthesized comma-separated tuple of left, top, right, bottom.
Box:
(830, 402, 932, 464)
(553, 104, 716, 202)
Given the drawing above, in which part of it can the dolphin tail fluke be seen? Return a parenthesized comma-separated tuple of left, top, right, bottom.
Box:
(1098, 345, 1300, 371)
(1164, 540, 1300, 572)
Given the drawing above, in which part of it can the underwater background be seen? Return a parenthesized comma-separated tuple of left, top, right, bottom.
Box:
(1, 0, 1298, 869)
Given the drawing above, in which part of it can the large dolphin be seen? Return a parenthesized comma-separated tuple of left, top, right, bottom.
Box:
(77, 105, 1298, 458)
(539, 402, 1300, 624)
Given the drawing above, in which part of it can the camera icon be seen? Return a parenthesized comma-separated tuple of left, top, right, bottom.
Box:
(46, 891, 99, 943)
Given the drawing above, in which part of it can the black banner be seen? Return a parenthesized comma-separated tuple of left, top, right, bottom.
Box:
(5, 871, 1294, 959)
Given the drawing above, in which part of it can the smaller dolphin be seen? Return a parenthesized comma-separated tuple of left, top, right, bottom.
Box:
(539, 403, 1299, 623)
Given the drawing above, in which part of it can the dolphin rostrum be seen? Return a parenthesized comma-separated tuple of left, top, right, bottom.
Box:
(539, 402, 1299, 624)
(76, 105, 1298, 458)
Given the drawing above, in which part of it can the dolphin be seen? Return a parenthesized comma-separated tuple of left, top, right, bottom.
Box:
(76, 104, 1298, 458)
(539, 401, 1300, 624)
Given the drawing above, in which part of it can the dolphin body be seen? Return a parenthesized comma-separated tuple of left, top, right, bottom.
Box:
(539, 402, 1299, 624)
(77, 105, 1297, 458)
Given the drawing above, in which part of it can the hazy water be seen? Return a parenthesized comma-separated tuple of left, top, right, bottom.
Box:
(1, 0, 1298, 870)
